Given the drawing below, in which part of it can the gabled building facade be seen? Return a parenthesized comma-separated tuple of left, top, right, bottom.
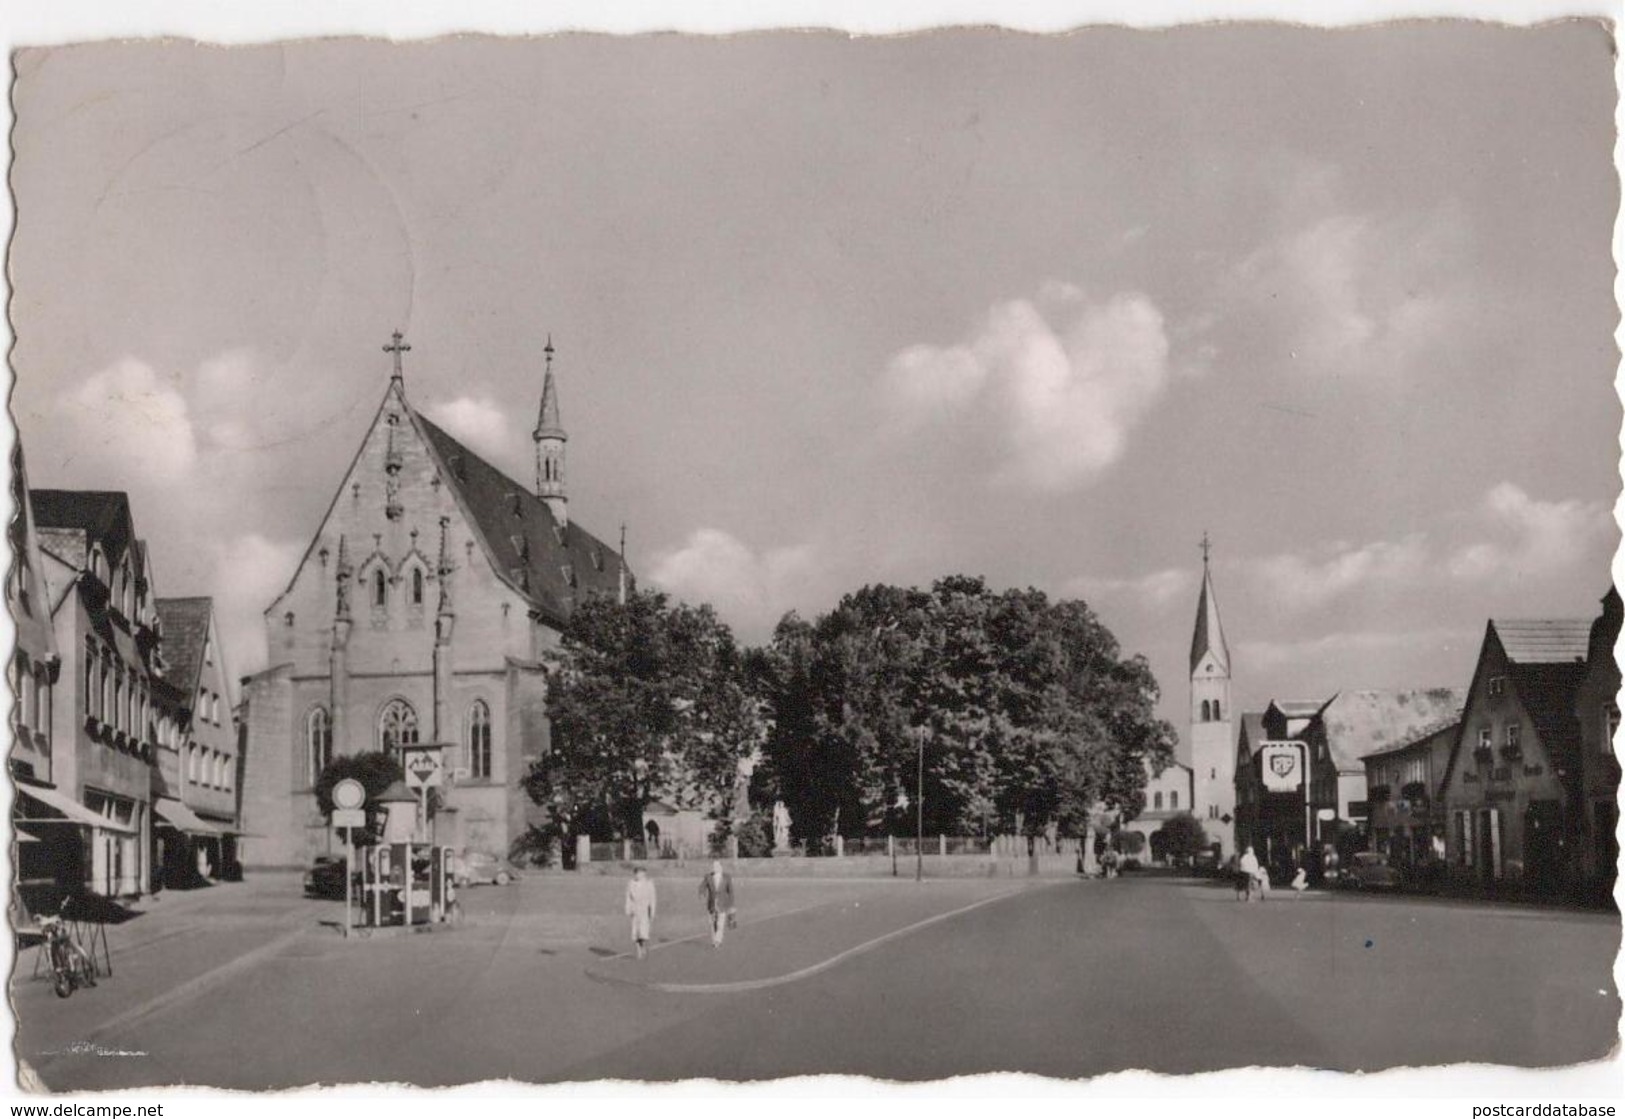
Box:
(1439, 618, 1591, 894)
(153, 596, 243, 884)
(29, 491, 169, 897)
(1250, 688, 1464, 873)
(239, 336, 630, 870)
(1361, 713, 1461, 872)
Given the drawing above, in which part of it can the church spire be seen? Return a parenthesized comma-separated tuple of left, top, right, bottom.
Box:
(1189, 532, 1230, 676)
(533, 334, 568, 528)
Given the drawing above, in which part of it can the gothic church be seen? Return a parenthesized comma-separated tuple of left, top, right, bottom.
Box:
(239, 335, 629, 869)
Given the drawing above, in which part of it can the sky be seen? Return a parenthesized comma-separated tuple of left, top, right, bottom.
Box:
(9, 23, 1619, 750)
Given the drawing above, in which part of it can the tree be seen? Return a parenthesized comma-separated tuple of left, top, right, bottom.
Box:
(313, 751, 404, 845)
(751, 575, 1178, 846)
(524, 589, 767, 843)
(1155, 813, 1210, 865)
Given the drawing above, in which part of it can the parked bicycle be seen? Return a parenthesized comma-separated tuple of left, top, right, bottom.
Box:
(39, 899, 98, 999)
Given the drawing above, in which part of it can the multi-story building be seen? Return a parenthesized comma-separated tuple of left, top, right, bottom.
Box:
(31, 490, 167, 897)
(1574, 587, 1621, 902)
(1360, 714, 1461, 870)
(1251, 688, 1464, 873)
(8, 444, 71, 898)
(1439, 617, 1592, 894)
(239, 335, 630, 869)
(152, 597, 243, 884)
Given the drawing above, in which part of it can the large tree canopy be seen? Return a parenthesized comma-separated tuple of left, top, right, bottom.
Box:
(751, 576, 1176, 846)
(524, 589, 766, 841)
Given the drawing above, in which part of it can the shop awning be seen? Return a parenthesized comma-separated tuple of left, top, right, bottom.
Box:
(14, 784, 136, 834)
(153, 797, 224, 837)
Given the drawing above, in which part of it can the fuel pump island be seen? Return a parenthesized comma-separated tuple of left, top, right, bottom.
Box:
(329, 743, 461, 938)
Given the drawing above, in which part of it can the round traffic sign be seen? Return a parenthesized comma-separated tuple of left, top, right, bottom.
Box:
(332, 778, 366, 811)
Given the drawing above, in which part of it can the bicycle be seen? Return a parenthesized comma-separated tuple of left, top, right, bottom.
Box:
(39, 899, 98, 999)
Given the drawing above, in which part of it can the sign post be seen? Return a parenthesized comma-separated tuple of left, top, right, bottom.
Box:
(331, 779, 367, 940)
(401, 745, 447, 844)
(1259, 740, 1312, 863)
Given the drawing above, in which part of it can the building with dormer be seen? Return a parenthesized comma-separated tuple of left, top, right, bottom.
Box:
(28, 490, 175, 897)
(238, 334, 630, 870)
(152, 596, 243, 884)
(1439, 616, 1593, 894)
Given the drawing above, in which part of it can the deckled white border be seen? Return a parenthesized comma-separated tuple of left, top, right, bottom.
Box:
(0, 0, 1619, 1112)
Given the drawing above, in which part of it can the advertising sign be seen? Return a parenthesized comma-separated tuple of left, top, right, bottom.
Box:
(1259, 741, 1305, 793)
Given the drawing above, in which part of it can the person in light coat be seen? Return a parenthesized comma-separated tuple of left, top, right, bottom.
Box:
(624, 867, 657, 959)
(1238, 845, 1263, 902)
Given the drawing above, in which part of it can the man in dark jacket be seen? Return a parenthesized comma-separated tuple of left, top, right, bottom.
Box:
(698, 860, 735, 948)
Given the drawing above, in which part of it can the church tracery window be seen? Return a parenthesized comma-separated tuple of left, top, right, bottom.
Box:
(467, 700, 492, 780)
(373, 568, 387, 609)
(306, 706, 332, 786)
(379, 698, 419, 758)
(411, 566, 424, 607)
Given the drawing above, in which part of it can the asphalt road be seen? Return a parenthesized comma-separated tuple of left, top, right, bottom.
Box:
(16, 873, 1619, 1088)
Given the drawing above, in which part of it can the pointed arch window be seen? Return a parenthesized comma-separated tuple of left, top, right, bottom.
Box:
(467, 700, 492, 780)
(411, 567, 424, 607)
(306, 706, 332, 786)
(1212, 701, 1221, 720)
(379, 698, 419, 758)
(373, 569, 388, 609)
(1200, 700, 1211, 722)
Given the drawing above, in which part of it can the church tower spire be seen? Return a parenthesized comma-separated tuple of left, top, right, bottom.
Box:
(1188, 532, 1236, 857)
(533, 334, 568, 528)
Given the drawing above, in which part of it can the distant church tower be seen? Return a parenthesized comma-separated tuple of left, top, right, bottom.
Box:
(534, 335, 568, 527)
(1189, 534, 1236, 857)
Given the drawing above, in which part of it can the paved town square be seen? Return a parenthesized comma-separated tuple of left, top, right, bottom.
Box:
(5, 17, 1621, 1103)
(13, 869, 1617, 1089)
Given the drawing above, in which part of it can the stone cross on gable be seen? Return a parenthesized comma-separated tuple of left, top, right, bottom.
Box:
(384, 330, 411, 382)
(1200, 531, 1212, 567)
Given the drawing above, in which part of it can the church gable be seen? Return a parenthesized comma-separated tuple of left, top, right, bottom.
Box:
(264, 379, 525, 671)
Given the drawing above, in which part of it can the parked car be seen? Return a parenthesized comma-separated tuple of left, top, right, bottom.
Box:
(1342, 851, 1401, 890)
(303, 855, 352, 899)
(453, 850, 522, 887)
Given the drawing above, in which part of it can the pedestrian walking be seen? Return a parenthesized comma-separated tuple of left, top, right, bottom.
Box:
(625, 866, 657, 959)
(698, 859, 735, 948)
(1238, 845, 1261, 902)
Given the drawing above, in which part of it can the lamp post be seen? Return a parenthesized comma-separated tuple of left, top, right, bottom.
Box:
(915, 726, 926, 883)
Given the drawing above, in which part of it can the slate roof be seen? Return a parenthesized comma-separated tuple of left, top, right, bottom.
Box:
(1359, 711, 1463, 762)
(413, 412, 630, 627)
(1315, 688, 1469, 772)
(31, 490, 139, 569)
(1188, 563, 1231, 675)
(1491, 618, 1592, 665)
(155, 597, 213, 698)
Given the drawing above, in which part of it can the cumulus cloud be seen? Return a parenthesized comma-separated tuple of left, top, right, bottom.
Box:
(1063, 567, 1195, 612)
(1221, 164, 1470, 379)
(56, 357, 197, 484)
(1251, 534, 1430, 613)
(1448, 482, 1613, 582)
(203, 533, 307, 682)
(420, 395, 518, 463)
(880, 289, 1174, 491)
(647, 528, 818, 637)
